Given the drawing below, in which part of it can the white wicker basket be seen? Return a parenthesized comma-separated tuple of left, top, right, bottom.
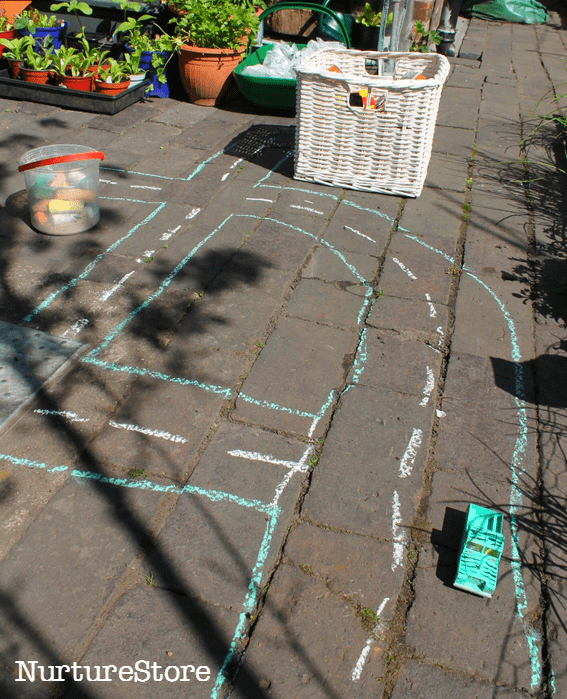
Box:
(294, 50, 450, 198)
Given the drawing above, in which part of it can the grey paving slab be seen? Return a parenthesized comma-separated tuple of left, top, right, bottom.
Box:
(432, 124, 477, 158)
(304, 384, 434, 539)
(87, 103, 162, 133)
(189, 420, 310, 508)
(446, 65, 486, 89)
(321, 196, 395, 256)
(425, 151, 469, 193)
(0, 478, 162, 664)
(286, 278, 368, 330)
(434, 350, 536, 481)
(450, 273, 535, 362)
(148, 101, 212, 129)
(234, 316, 358, 437)
(366, 295, 450, 349)
(302, 244, 378, 285)
(232, 565, 385, 699)
(70, 585, 240, 698)
(284, 523, 405, 609)
(379, 231, 456, 306)
(91, 377, 225, 481)
(348, 331, 443, 398)
(238, 215, 316, 274)
(398, 184, 464, 241)
(148, 488, 276, 608)
(390, 662, 531, 699)
(436, 87, 481, 131)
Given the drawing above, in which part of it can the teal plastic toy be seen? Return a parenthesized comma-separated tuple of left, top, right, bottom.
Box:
(454, 504, 504, 598)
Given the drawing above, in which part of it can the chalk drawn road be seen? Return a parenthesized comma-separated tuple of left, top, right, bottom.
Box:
(0, 119, 540, 697)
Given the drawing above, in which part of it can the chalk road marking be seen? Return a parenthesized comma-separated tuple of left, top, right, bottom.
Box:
(392, 257, 417, 281)
(34, 410, 89, 423)
(419, 367, 435, 407)
(99, 271, 136, 302)
(436, 326, 444, 348)
(344, 225, 376, 244)
(186, 208, 201, 220)
(109, 420, 187, 444)
(290, 204, 324, 215)
(391, 491, 405, 571)
(221, 158, 244, 181)
(130, 184, 162, 190)
(227, 450, 309, 472)
(63, 318, 89, 338)
(425, 293, 437, 317)
(246, 197, 274, 203)
(160, 224, 181, 241)
(351, 597, 390, 681)
(399, 428, 423, 478)
(100, 179, 117, 185)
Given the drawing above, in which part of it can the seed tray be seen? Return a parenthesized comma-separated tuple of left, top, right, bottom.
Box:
(0, 70, 151, 115)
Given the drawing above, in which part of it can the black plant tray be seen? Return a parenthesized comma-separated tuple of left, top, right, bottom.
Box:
(0, 70, 151, 115)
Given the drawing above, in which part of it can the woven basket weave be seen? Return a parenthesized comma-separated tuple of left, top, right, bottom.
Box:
(294, 50, 450, 197)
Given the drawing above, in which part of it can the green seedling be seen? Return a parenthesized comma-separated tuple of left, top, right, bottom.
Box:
(127, 468, 147, 479)
(144, 572, 156, 586)
(144, 255, 155, 263)
(299, 563, 313, 575)
(308, 454, 318, 468)
(445, 266, 462, 276)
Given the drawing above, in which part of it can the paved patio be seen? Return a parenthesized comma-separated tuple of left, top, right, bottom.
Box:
(0, 7, 566, 698)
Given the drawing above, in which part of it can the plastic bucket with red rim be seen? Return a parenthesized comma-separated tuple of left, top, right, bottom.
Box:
(18, 145, 104, 235)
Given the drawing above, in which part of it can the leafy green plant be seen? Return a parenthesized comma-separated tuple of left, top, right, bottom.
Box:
(0, 35, 34, 60)
(126, 31, 177, 86)
(411, 19, 441, 52)
(14, 10, 63, 31)
(50, 1, 92, 37)
(354, 3, 392, 28)
(169, 0, 260, 51)
(22, 37, 54, 70)
(97, 57, 128, 83)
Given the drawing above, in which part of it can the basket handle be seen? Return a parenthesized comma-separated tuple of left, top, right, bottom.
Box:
(18, 151, 105, 173)
(252, 1, 351, 50)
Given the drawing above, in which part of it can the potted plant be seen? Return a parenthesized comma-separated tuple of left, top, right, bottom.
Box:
(352, 3, 392, 50)
(0, 12, 17, 58)
(0, 34, 34, 78)
(52, 43, 103, 91)
(121, 46, 147, 86)
(170, 0, 260, 106)
(20, 36, 55, 84)
(14, 9, 68, 50)
(93, 57, 131, 95)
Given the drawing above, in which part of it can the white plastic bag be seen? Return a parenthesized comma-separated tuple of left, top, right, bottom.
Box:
(242, 39, 344, 79)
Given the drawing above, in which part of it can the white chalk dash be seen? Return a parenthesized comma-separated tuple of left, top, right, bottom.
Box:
(246, 197, 274, 203)
(109, 420, 187, 444)
(392, 257, 417, 281)
(344, 225, 376, 243)
(63, 318, 89, 338)
(221, 173, 230, 182)
(186, 208, 201, 220)
(352, 597, 390, 681)
(425, 293, 437, 317)
(392, 491, 405, 570)
(290, 204, 324, 215)
(130, 184, 162, 191)
(436, 326, 444, 348)
(99, 270, 136, 302)
(227, 450, 308, 472)
(160, 224, 181, 241)
(419, 366, 435, 406)
(436, 409, 447, 418)
(399, 428, 423, 478)
(100, 179, 117, 185)
(35, 409, 89, 423)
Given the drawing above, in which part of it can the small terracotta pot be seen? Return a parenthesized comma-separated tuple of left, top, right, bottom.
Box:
(20, 67, 51, 85)
(61, 74, 92, 92)
(94, 78, 130, 95)
(8, 58, 23, 80)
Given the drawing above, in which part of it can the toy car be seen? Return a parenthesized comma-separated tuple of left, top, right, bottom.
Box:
(454, 504, 504, 598)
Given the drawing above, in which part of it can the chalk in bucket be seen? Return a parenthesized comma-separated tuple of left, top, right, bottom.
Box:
(19, 145, 105, 235)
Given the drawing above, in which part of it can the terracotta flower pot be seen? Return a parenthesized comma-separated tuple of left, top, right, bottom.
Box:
(8, 58, 23, 80)
(20, 67, 51, 85)
(94, 78, 130, 96)
(178, 44, 242, 107)
(0, 28, 17, 58)
(61, 74, 92, 92)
